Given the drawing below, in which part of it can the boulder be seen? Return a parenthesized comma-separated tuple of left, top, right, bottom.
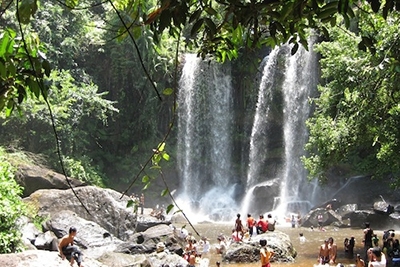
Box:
(373, 201, 393, 214)
(337, 204, 358, 217)
(251, 178, 281, 216)
(34, 231, 58, 251)
(115, 224, 181, 255)
(15, 164, 85, 197)
(223, 231, 296, 263)
(41, 209, 124, 259)
(136, 214, 171, 232)
(24, 186, 136, 240)
(345, 210, 400, 229)
(301, 208, 343, 228)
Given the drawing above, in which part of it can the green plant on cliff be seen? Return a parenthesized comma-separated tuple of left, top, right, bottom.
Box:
(0, 148, 27, 253)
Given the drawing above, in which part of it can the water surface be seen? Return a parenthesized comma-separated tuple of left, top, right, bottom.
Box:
(186, 223, 382, 267)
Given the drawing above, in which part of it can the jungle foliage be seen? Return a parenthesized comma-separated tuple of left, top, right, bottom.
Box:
(303, 6, 400, 186)
(0, 148, 27, 253)
(0, 0, 400, 192)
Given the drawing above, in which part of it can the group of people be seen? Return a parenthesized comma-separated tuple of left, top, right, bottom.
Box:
(130, 193, 145, 215)
(233, 213, 277, 241)
(174, 226, 212, 266)
(360, 223, 400, 267)
(318, 236, 338, 265)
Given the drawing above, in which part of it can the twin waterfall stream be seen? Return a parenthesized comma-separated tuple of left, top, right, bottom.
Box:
(176, 43, 325, 223)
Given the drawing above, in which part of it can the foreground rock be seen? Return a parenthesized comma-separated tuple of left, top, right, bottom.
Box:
(224, 231, 296, 263)
(0, 250, 107, 267)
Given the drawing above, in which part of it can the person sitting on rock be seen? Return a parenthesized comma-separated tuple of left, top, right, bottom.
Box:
(257, 215, 268, 234)
(58, 226, 84, 267)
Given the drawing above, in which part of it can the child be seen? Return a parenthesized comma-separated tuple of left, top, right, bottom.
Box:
(260, 239, 274, 267)
(299, 233, 306, 244)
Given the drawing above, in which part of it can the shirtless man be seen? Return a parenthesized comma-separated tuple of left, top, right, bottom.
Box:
(318, 239, 330, 264)
(235, 213, 244, 241)
(58, 227, 84, 267)
(328, 237, 338, 264)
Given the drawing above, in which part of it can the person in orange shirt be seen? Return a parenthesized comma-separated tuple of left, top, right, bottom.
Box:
(247, 214, 256, 237)
(260, 239, 274, 267)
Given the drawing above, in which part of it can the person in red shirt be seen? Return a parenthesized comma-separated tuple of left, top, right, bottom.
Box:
(257, 214, 268, 234)
(247, 214, 256, 237)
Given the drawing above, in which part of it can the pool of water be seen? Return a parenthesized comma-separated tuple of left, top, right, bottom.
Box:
(181, 223, 386, 267)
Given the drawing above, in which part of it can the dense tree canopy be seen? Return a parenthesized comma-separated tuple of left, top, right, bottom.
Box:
(1, 0, 400, 188)
(303, 5, 400, 186)
(2, 0, 399, 114)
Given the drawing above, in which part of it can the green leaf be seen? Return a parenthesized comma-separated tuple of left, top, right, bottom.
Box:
(162, 87, 173, 95)
(204, 7, 218, 16)
(0, 61, 6, 78)
(126, 199, 135, 208)
(161, 188, 169, 196)
(370, 0, 381, 13)
(143, 182, 151, 190)
(291, 43, 299, 55)
(142, 175, 150, 183)
(42, 60, 51, 77)
(162, 152, 170, 161)
(166, 204, 174, 214)
(191, 18, 204, 37)
(66, 0, 78, 8)
(204, 18, 216, 36)
(189, 9, 202, 23)
(158, 142, 165, 152)
(0, 32, 10, 56)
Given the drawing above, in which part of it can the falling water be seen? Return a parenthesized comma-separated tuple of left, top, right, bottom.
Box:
(278, 39, 320, 217)
(240, 48, 281, 215)
(241, 41, 320, 218)
(177, 54, 236, 221)
(245, 48, 280, 187)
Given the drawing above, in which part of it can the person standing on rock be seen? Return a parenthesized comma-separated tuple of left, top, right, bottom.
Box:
(260, 239, 274, 267)
(58, 226, 84, 267)
(247, 214, 256, 238)
(235, 213, 244, 241)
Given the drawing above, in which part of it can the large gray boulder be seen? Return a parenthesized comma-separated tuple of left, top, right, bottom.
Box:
(15, 165, 85, 197)
(345, 209, 400, 229)
(24, 186, 135, 240)
(115, 224, 181, 255)
(301, 208, 343, 228)
(223, 231, 296, 263)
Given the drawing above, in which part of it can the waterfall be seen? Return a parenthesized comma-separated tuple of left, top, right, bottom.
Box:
(278, 39, 320, 217)
(177, 43, 321, 222)
(240, 48, 281, 215)
(241, 41, 320, 219)
(246, 48, 280, 187)
(177, 54, 236, 221)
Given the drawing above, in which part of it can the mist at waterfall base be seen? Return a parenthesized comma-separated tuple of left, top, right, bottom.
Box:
(175, 45, 325, 223)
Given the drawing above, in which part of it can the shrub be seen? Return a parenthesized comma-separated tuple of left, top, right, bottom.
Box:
(0, 149, 27, 253)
